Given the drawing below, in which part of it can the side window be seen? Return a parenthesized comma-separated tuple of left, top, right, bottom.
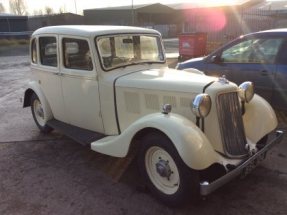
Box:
(39, 37, 58, 67)
(222, 38, 283, 64)
(31, 38, 37, 64)
(63, 38, 93, 71)
(221, 39, 253, 63)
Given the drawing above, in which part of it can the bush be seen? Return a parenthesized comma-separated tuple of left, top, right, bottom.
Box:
(0, 39, 29, 46)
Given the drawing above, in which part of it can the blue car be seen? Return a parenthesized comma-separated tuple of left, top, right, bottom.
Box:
(176, 29, 287, 110)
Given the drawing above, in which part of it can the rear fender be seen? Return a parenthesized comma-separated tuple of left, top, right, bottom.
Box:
(23, 81, 53, 121)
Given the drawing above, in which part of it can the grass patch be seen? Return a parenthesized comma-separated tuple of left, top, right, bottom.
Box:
(0, 39, 29, 46)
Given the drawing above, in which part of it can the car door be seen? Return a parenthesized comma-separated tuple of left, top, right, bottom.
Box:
(36, 35, 69, 123)
(206, 37, 284, 103)
(272, 39, 287, 110)
(60, 36, 104, 133)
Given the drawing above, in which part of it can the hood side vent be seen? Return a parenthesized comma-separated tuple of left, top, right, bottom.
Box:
(180, 97, 191, 108)
(145, 94, 159, 110)
(124, 91, 140, 114)
(163, 96, 177, 108)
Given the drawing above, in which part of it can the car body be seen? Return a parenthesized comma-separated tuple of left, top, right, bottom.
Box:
(176, 29, 287, 110)
(23, 26, 283, 206)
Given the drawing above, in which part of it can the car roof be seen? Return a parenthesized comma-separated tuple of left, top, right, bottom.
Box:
(245, 28, 287, 37)
(32, 25, 161, 37)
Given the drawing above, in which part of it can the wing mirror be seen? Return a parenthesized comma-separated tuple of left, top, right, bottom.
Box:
(210, 55, 223, 64)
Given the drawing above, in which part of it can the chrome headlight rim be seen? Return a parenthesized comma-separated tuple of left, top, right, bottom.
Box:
(191, 93, 212, 118)
(239, 81, 254, 103)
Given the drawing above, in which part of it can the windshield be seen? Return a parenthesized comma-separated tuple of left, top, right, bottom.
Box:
(96, 34, 165, 71)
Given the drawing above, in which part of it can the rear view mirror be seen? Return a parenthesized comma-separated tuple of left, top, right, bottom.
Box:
(211, 55, 223, 64)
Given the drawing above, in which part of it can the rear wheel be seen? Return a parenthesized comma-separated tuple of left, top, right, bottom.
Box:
(31, 94, 53, 133)
(138, 133, 199, 206)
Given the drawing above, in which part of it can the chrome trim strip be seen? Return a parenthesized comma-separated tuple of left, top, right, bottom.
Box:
(200, 130, 284, 196)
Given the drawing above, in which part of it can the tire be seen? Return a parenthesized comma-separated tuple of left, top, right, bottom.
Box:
(138, 132, 200, 206)
(31, 93, 53, 133)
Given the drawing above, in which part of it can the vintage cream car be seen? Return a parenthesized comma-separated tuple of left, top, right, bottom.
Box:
(23, 25, 283, 206)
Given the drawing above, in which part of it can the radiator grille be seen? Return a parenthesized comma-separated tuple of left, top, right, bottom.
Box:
(216, 92, 247, 157)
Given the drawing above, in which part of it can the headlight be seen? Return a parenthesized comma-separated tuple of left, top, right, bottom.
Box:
(191, 94, 211, 118)
(239, 82, 254, 103)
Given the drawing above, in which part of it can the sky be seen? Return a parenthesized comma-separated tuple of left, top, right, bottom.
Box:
(0, 0, 282, 15)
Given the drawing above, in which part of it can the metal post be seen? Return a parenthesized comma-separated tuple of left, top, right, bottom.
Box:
(131, 0, 134, 26)
(6, 18, 11, 32)
(74, 0, 78, 14)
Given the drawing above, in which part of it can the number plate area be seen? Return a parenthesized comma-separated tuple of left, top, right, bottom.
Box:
(241, 151, 267, 178)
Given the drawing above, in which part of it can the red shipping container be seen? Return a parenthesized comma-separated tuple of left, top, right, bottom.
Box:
(178, 33, 207, 61)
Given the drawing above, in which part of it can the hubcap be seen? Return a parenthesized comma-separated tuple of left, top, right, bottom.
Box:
(156, 159, 172, 180)
(145, 146, 180, 195)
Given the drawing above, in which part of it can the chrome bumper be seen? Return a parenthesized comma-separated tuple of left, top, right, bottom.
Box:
(200, 130, 284, 196)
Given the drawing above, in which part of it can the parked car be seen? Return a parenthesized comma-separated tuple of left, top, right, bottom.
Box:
(23, 26, 283, 206)
(176, 29, 287, 110)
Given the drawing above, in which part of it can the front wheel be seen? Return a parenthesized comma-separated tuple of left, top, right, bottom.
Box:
(31, 93, 53, 133)
(138, 133, 199, 206)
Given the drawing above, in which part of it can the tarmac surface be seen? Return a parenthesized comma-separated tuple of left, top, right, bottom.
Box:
(0, 45, 287, 214)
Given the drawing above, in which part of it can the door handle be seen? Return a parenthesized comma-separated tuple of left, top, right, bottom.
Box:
(53, 73, 63, 76)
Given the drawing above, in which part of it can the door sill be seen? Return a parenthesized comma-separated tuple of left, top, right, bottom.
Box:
(47, 119, 105, 146)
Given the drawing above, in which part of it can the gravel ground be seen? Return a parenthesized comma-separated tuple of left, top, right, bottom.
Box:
(0, 46, 286, 215)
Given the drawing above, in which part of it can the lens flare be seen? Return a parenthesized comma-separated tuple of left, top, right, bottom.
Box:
(184, 8, 227, 32)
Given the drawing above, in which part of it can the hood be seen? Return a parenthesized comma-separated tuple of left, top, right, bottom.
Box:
(177, 57, 205, 70)
(115, 67, 216, 94)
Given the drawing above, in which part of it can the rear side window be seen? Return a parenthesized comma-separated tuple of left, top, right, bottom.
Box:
(31, 38, 37, 64)
(39, 37, 58, 67)
(63, 38, 93, 71)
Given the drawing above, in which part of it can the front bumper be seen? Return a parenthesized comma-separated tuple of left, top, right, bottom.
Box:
(200, 130, 284, 196)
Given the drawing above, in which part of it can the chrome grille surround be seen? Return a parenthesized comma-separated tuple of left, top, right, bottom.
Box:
(216, 92, 248, 157)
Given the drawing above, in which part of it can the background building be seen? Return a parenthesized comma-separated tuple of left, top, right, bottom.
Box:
(28, 13, 84, 32)
(1, 0, 287, 48)
(0, 13, 28, 39)
(84, 3, 177, 38)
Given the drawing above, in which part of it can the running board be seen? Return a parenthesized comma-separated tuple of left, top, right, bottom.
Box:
(47, 119, 105, 146)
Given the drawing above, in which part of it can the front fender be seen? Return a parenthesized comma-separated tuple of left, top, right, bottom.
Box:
(91, 113, 221, 170)
(23, 81, 53, 121)
(243, 94, 278, 144)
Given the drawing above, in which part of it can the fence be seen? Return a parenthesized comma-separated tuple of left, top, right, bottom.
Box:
(146, 8, 286, 53)
(0, 31, 32, 40)
(182, 8, 286, 53)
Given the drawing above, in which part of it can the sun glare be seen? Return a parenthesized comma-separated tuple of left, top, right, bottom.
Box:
(1, 0, 253, 14)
